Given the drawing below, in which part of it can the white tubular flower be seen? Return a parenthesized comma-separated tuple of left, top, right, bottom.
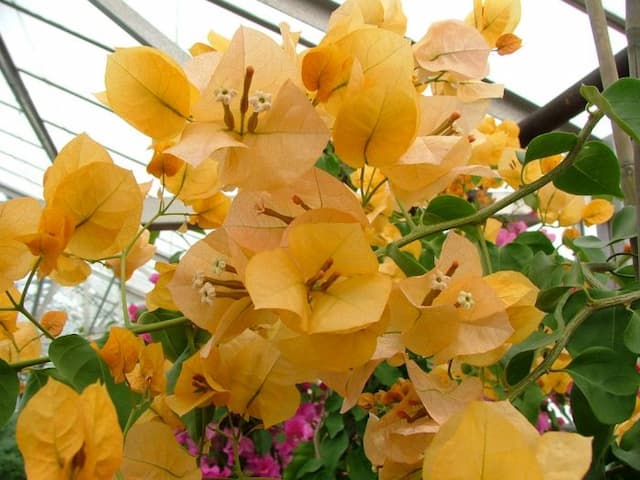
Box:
(213, 258, 227, 275)
(430, 269, 451, 291)
(199, 283, 216, 305)
(215, 87, 238, 105)
(192, 271, 205, 289)
(456, 290, 475, 310)
(249, 91, 272, 112)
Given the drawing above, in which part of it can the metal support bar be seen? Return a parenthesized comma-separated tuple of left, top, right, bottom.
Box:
(518, 48, 629, 146)
(87, 0, 190, 64)
(561, 0, 626, 33)
(256, 0, 335, 31)
(206, 0, 316, 47)
(0, 33, 58, 161)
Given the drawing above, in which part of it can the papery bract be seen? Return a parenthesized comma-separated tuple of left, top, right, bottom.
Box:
(121, 421, 200, 479)
(98, 326, 144, 383)
(414, 20, 491, 80)
(0, 198, 41, 292)
(105, 46, 195, 141)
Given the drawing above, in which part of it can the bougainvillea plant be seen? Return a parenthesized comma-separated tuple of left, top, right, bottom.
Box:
(1, 0, 640, 478)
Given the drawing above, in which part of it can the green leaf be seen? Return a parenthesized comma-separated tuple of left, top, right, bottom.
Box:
(139, 308, 188, 362)
(513, 231, 555, 254)
(319, 430, 349, 470)
(535, 287, 574, 313)
(373, 360, 403, 388)
(567, 305, 636, 364)
(297, 458, 324, 478)
(511, 384, 544, 426)
(570, 386, 614, 478)
(582, 78, 640, 143)
(387, 244, 427, 277)
(488, 242, 534, 272)
(564, 346, 639, 424)
(553, 141, 624, 197)
(48, 334, 141, 429)
(0, 360, 18, 428)
(49, 334, 110, 390)
(612, 420, 640, 470)
(425, 195, 476, 220)
(323, 411, 344, 439)
(283, 442, 315, 480)
(251, 428, 273, 456)
(528, 251, 565, 290)
(505, 350, 534, 386)
(624, 310, 640, 354)
(572, 235, 606, 249)
(524, 132, 577, 164)
(611, 206, 638, 242)
(346, 447, 376, 480)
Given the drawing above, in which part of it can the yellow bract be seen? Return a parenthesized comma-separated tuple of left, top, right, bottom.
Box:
(121, 421, 200, 480)
(50, 161, 144, 260)
(0, 322, 41, 363)
(467, 0, 522, 47)
(16, 379, 122, 480)
(582, 198, 615, 226)
(98, 326, 144, 383)
(0, 198, 41, 292)
(422, 401, 591, 480)
(333, 72, 418, 168)
(105, 46, 195, 140)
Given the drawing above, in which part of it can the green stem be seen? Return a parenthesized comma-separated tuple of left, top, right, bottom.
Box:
(376, 111, 604, 259)
(9, 356, 50, 370)
(128, 316, 189, 334)
(6, 290, 55, 340)
(507, 288, 640, 400)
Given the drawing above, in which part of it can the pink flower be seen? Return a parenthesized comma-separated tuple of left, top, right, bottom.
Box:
(495, 220, 529, 246)
(246, 454, 281, 477)
(201, 458, 232, 479)
(128, 304, 140, 321)
(537, 410, 551, 433)
(149, 272, 160, 284)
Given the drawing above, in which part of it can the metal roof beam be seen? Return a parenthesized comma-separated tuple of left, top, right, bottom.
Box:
(0, 33, 58, 161)
(87, 0, 190, 64)
(256, 0, 336, 31)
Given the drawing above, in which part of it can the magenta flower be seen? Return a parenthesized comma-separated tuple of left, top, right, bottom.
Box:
(246, 454, 281, 477)
(201, 458, 232, 479)
(536, 410, 551, 433)
(495, 220, 528, 246)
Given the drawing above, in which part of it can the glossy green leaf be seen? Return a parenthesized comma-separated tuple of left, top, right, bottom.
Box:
(524, 131, 577, 164)
(624, 310, 640, 354)
(425, 194, 476, 219)
(319, 430, 348, 471)
(0, 359, 18, 427)
(572, 235, 606, 249)
(323, 411, 345, 439)
(612, 419, 640, 470)
(49, 334, 110, 391)
(568, 305, 636, 364)
(611, 206, 638, 242)
(528, 251, 565, 290)
(346, 447, 376, 480)
(139, 308, 188, 362)
(488, 242, 534, 272)
(564, 346, 639, 424)
(505, 350, 534, 386)
(581, 78, 640, 143)
(387, 244, 427, 276)
(553, 141, 624, 197)
(536, 287, 573, 313)
(511, 384, 544, 426)
(513, 231, 555, 254)
(570, 386, 613, 478)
